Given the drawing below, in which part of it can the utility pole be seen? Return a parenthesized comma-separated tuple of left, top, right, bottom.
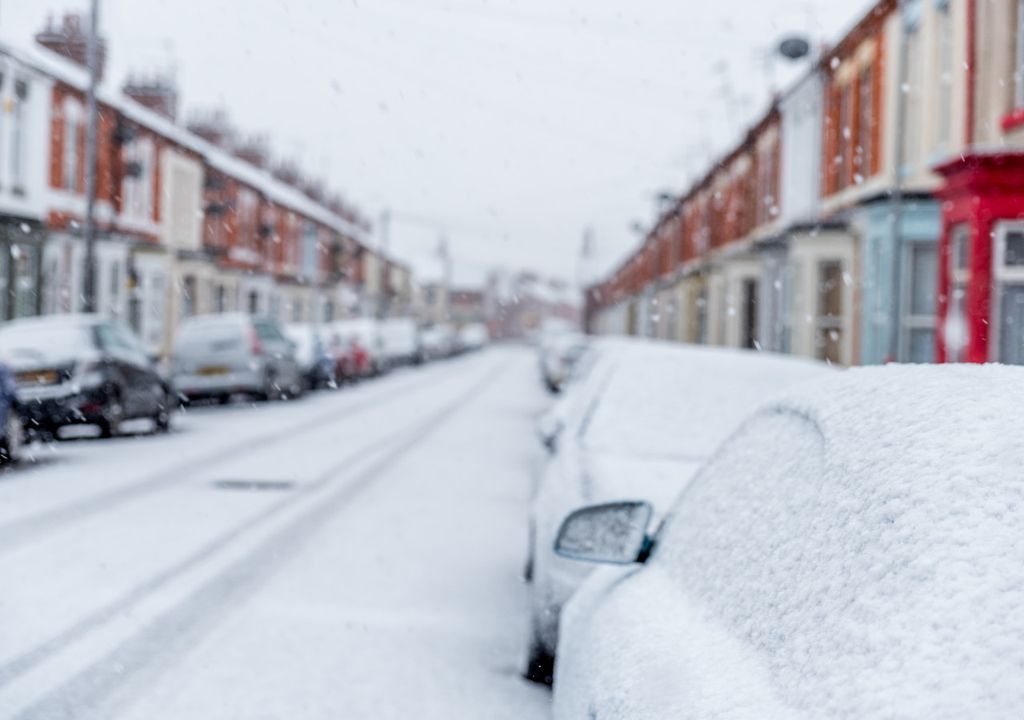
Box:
(82, 0, 100, 313)
(377, 209, 390, 319)
(438, 235, 451, 322)
(888, 0, 911, 363)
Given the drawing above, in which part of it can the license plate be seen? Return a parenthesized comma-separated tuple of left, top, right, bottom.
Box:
(16, 370, 58, 385)
(197, 366, 230, 376)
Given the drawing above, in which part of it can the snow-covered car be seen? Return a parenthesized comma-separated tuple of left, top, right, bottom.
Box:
(538, 331, 588, 393)
(420, 323, 456, 361)
(552, 364, 1024, 720)
(172, 313, 304, 403)
(0, 362, 25, 463)
(379, 317, 422, 367)
(0, 314, 173, 438)
(524, 338, 830, 683)
(284, 323, 335, 390)
(331, 318, 385, 378)
(455, 322, 489, 353)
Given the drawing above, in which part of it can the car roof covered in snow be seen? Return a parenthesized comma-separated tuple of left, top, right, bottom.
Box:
(640, 363, 1024, 719)
(577, 338, 832, 460)
(1, 313, 103, 329)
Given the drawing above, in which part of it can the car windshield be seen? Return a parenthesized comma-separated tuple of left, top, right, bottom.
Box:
(0, 322, 95, 363)
(0, 1, 1017, 718)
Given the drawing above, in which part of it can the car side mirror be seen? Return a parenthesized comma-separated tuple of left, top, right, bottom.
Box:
(554, 501, 654, 565)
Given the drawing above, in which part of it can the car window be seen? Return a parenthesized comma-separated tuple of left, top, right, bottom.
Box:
(651, 413, 826, 691)
(255, 321, 284, 342)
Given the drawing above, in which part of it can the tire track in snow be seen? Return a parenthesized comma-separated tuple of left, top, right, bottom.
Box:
(0, 356, 476, 559)
(7, 357, 509, 720)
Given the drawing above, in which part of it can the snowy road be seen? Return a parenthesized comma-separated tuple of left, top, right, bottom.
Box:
(0, 347, 553, 719)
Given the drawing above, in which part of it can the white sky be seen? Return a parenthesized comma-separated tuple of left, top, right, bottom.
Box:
(0, 0, 869, 287)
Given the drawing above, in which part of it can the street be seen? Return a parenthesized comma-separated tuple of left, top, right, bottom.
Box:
(0, 347, 552, 720)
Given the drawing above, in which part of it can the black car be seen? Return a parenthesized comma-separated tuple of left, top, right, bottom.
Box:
(0, 362, 25, 462)
(0, 314, 173, 439)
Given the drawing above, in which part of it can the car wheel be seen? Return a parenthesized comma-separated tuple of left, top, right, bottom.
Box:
(0, 411, 25, 464)
(97, 389, 124, 438)
(256, 371, 277, 402)
(154, 393, 173, 433)
(523, 630, 555, 686)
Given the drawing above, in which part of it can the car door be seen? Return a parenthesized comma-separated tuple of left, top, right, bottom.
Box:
(116, 325, 162, 415)
(254, 319, 297, 389)
(95, 324, 138, 412)
(554, 411, 826, 719)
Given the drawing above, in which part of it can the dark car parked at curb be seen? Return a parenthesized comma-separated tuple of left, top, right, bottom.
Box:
(0, 315, 173, 439)
(0, 362, 25, 463)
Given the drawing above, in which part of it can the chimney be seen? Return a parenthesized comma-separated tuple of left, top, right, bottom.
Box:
(35, 12, 107, 81)
(272, 160, 302, 186)
(233, 136, 269, 169)
(123, 75, 178, 122)
(302, 178, 325, 201)
(187, 109, 234, 148)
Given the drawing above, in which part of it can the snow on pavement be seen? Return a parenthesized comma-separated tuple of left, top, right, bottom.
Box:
(0, 347, 553, 719)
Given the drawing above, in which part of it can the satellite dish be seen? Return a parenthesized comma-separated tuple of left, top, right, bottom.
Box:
(778, 36, 811, 61)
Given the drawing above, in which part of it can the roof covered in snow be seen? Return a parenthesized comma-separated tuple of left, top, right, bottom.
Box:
(0, 34, 366, 242)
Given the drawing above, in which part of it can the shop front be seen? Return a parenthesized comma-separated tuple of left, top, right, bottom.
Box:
(935, 154, 1024, 364)
(855, 197, 941, 365)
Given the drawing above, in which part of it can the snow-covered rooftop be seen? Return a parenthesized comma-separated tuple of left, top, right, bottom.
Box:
(0, 33, 366, 242)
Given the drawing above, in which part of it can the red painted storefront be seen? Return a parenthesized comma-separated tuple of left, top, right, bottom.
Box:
(934, 153, 1024, 363)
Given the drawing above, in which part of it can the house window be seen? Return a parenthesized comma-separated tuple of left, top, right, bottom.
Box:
(10, 80, 27, 193)
(108, 260, 120, 317)
(946, 224, 970, 361)
(903, 242, 938, 362)
(63, 104, 80, 193)
(181, 276, 196, 319)
(122, 137, 153, 220)
(936, 0, 953, 149)
(1016, 0, 1024, 107)
(12, 245, 39, 319)
(742, 278, 758, 349)
(857, 66, 873, 180)
(903, 14, 923, 174)
(815, 261, 844, 363)
(837, 85, 852, 191)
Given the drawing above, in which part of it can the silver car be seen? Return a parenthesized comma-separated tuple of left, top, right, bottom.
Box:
(171, 313, 303, 403)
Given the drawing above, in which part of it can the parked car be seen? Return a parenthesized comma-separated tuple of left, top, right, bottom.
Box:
(0, 362, 25, 462)
(379, 317, 422, 367)
(456, 322, 489, 353)
(330, 318, 384, 379)
(538, 331, 588, 393)
(524, 338, 831, 684)
(551, 365, 1024, 719)
(420, 323, 456, 361)
(171, 313, 303, 403)
(0, 314, 172, 438)
(284, 323, 335, 390)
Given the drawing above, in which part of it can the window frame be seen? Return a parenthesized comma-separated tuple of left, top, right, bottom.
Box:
(1017, 0, 1024, 108)
(989, 221, 1024, 362)
(899, 239, 938, 362)
(814, 259, 845, 363)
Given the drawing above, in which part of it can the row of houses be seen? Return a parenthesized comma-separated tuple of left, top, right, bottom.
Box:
(0, 13, 417, 357)
(585, 0, 1024, 367)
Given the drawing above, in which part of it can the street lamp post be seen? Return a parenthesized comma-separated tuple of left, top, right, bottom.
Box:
(82, 0, 100, 313)
(378, 209, 390, 319)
